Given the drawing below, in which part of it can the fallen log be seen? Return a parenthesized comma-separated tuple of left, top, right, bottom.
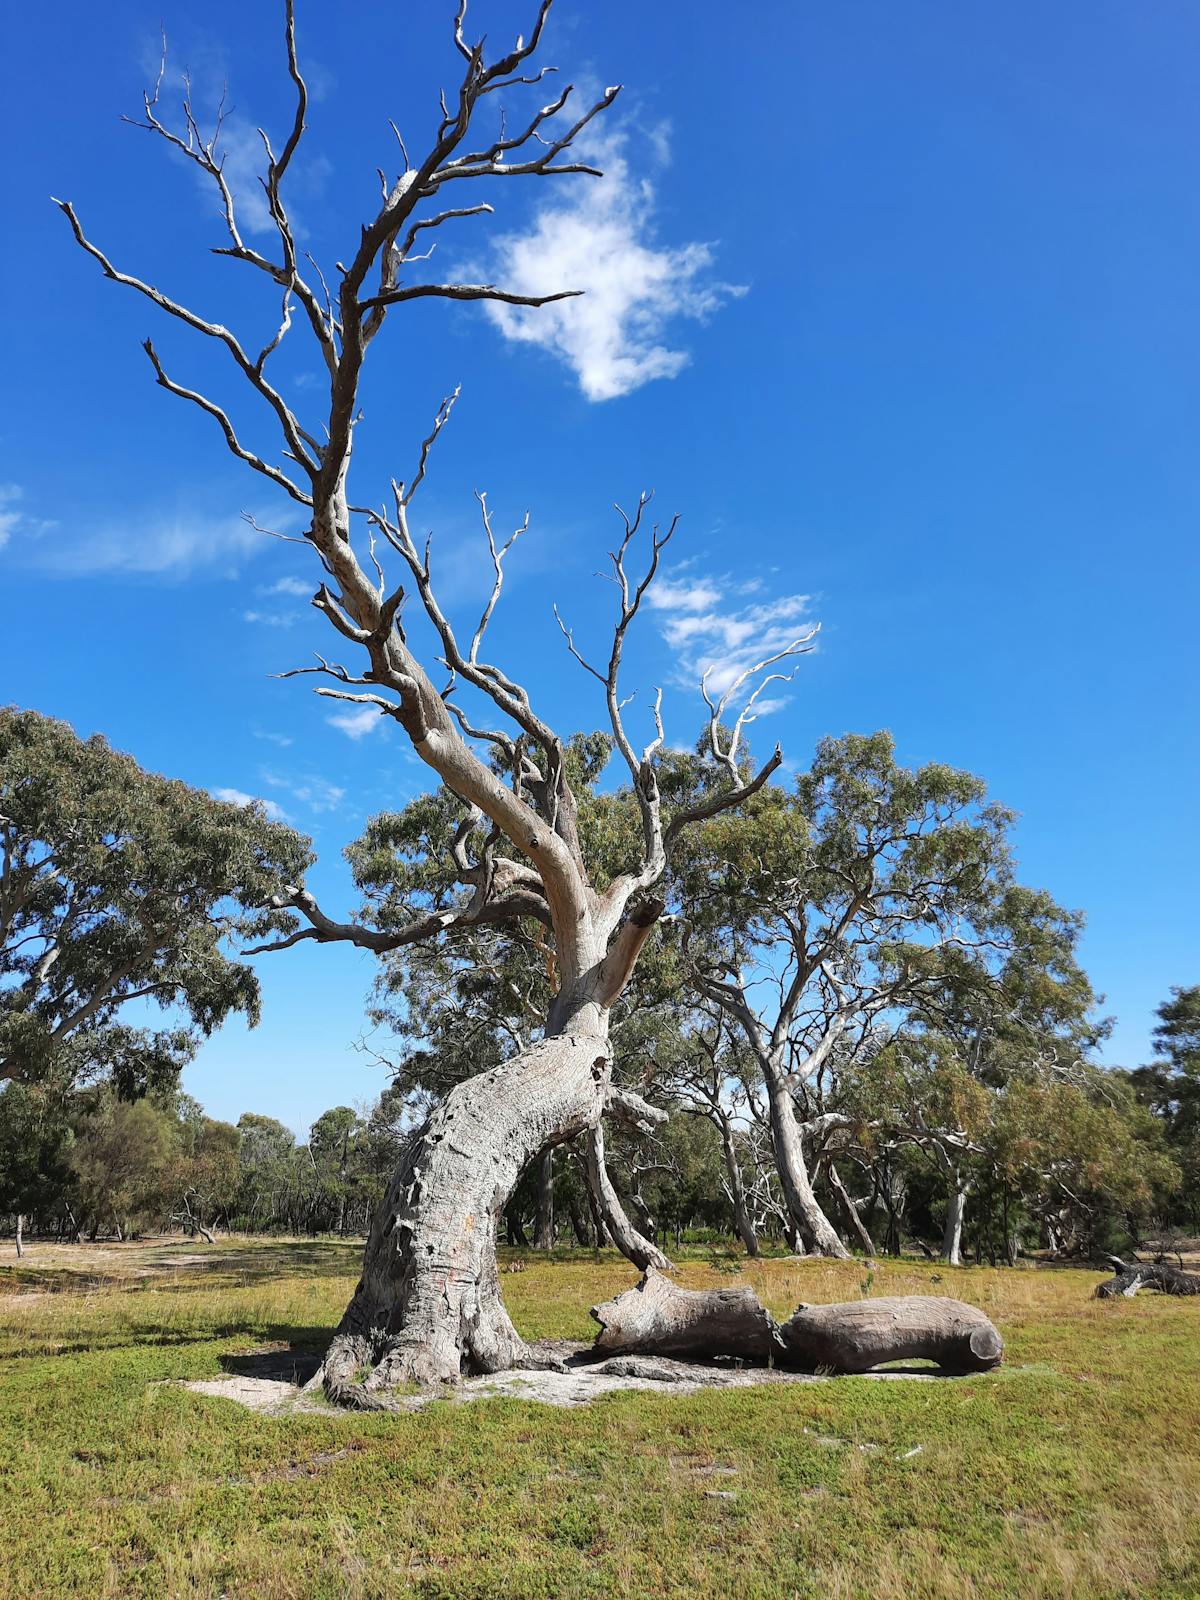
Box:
(591, 1268, 780, 1362)
(780, 1296, 1003, 1374)
(1094, 1263, 1200, 1299)
(589, 1268, 1003, 1375)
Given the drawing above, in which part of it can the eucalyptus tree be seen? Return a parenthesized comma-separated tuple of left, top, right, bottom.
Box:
(679, 732, 1041, 1259)
(0, 708, 310, 1095)
(867, 882, 1103, 1263)
(59, 2, 805, 1398)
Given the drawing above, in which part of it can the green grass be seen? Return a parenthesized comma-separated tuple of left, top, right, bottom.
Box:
(1, 1240, 1197, 1599)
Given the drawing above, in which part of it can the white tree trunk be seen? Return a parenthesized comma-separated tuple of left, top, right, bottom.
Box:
(766, 1078, 850, 1259)
(942, 1175, 968, 1266)
(718, 1120, 760, 1257)
(583, 1124, 672, 1274)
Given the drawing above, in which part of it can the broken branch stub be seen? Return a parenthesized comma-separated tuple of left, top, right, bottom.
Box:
(589, 1270, 1004, 1376)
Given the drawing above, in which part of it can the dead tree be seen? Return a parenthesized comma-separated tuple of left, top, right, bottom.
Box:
(59, 1, 809, 1399)
(1094, 1261, 1200, 1299)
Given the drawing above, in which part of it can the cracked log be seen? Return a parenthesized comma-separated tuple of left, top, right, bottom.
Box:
(1094, 1262, 1200, 1299)
(589, 1269, 1003, 1375)
(591, 1268, 781, 1362)
(779, 1296, 1003, 1374)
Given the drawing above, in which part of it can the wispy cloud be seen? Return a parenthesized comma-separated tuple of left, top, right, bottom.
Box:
(327, 706, 383, 740)
(0, 484, 57, 552)
(261, 769, 345, 814)
(242, 608, 298, 627)
(253, 730, 293, 749)
(474, 127, 745, 401)
(211, 785, 289, 822)
(24, 508, 264, 577)
(646, 573, 817, 699)
(262, 575, 313, 597)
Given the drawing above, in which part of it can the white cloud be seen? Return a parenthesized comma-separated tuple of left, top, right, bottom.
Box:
(254, 730, 293, 748)
(211, 786, 289, 822)
(27, 509, 262, 576)
(262, 575, 313, 597)
(261, 770, 345, 814)
(242, 608, 298, 627)
(475, 128, 745, 401)
(327, 706, 382, 740)
(0, 484, 57, 552)
(648, 571, 818, 700)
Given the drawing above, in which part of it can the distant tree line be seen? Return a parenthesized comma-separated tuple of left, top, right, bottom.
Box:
(2, 707, 1194, 1264)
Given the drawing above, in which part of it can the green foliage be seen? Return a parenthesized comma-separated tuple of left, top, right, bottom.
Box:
(0, 707, 312, 1094)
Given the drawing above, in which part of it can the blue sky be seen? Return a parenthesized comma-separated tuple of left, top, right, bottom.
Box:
(2, 1, 1197, 1135)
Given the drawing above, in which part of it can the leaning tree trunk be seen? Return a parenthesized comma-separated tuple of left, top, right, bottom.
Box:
(583, 1124, 672, 1273)
(316, 1021, 612, 1403)
(533, 1150, 556, 1250)
(766, 1078, 851, 1259)
(826, 1160, 876, 1256)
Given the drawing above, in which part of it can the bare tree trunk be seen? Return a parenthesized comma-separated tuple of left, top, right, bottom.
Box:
(533, 1150, 555, 1250)
(718, 1121, 759, 1256)
(766, 1080, 850, 1259)
(566, 1193, 592, 1248)
(15, 1213, 23, 1259)
(826, 1160, 875, 1256)
(942, 1174, 968, 1267)
(582, 1125, 672, 1274)
(316, 1021, 613, 1402)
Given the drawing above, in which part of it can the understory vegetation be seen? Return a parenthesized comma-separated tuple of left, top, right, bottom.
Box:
(1, 1239, 1197, 1600)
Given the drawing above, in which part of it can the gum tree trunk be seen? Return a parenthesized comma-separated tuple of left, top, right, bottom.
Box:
(718, 1121, 759, 1257)
(583, 1124, 672, 1273)
(533, 1150, 555, 1250)
(826, 1161, 875, 1256)
(317, 1017, 612, 1403)
(766, 1079, 851, 1259)
(942, 1174, 968, 1267)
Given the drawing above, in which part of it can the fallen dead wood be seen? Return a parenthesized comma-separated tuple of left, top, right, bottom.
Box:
(780, 1296, 1003, 1374)
(1094, 1262, 1200, 1299)
(590, 1268, 1003, 1374)
(591, 1269, 780, 1361)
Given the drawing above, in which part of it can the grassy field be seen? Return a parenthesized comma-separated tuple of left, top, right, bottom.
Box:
(1, 1240, 1197, 1600)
